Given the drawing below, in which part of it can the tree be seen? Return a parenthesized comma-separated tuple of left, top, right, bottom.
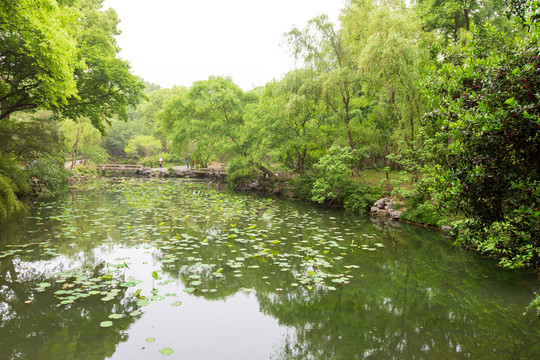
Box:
(423, 22, 540, 269)
(344, 0, 431, 153)
(57, 0, 145, 132)
(0, 0, 145, 130)
(124, 135, 162, 161)
(160, 76, 275, 176)
(0, 110, 70, 208)
(0, 0, 79, 120)
(103, 86, 182, 160)
(59, 117, 108, 166)
(247, 70, 327, 173)
(415, 0, 510, 41)
(285, 15, 368, 170)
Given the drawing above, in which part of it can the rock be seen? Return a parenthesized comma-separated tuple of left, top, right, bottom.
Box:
(377, 209, 389, 216)
(391, 211, 402, 220)
(374, 198, 387, 209)
(442, 225, 452, 232)
(370, 206, 379, 213)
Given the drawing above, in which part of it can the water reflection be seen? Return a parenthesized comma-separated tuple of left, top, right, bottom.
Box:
(0, 179, 539, 359)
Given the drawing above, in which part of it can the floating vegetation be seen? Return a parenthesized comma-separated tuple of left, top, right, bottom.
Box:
(159, 347, 174, 356)
(1, 179, 387, 331)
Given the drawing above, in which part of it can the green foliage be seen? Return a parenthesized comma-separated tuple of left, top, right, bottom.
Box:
(310, 146, 357, 204)
(102, 117, 153, 159)
(27, 155, 71, 196)
(414, 0, 510, 42)
(345, 0, 431, 152)
(0, 0, 144, 126)
(78, 144, 109, 164)
(73, 164, 98, 177)
(0, 0, 79, 119)
(286, 14, 368, 162)
(124, 135, 162, 161)
(526, 292, 540, 315)
(60, 117, 108, 165)
(60, 118, 103, 150)
(292, 176, 317, 201)
(227, 157, 258, 189)
(247, 70, 327, 173)
(293, 147, 381, 213)
(423, 21, 540, 268)
(0, 111, 67, 198)
(342, 183, 382, 213)
(158, 76, 274, 176)
(56, 0, 145, 132)
(0, 173, 24, 223)
(401, 203, 445, 227)
(453, 203, 540, 269)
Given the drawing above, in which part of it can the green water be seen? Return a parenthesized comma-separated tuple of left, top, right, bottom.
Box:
(0, 179, 538, 359)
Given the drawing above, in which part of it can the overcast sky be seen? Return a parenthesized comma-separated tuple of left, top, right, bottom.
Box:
(102, 0, 345, 90)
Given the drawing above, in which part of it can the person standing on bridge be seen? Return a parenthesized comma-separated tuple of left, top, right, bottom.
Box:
(186, 155, 190, 171)
(159, 156, 163, 167)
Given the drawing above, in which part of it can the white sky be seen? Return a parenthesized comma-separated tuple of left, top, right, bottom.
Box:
(102, 0, 345, 90)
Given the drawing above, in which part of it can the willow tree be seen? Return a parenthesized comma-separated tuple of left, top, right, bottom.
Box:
(285, 15, 370, 170)
(159, 76, 275, 176)
(342, 0, 432, 171)
(246, 69, 328, 173)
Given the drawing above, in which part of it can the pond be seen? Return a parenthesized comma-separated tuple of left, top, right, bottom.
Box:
(0, 178, 539, 359)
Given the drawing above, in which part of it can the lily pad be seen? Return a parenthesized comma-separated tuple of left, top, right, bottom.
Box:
(137, 299, 150, 306)
(159, 347, 174, 355)
(100, 321, 113, 328)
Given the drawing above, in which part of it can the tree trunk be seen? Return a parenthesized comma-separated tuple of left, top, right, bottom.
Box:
(70, 125, 82, 169)
(454, 13, 460, 41)
(256, 163, 276, 178)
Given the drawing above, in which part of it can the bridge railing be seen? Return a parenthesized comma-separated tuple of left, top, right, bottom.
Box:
(93, 164, 143, 171)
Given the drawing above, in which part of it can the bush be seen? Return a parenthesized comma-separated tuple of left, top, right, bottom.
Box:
(293, 173, 381, 214)
(292, 175, 317, 201)
(401, 202, 445, 227)
(227, 157, 258, 189)
(79, 144, 110, 164)
(28, 155, 71, 196)
(73, 164, 98, 176)
(139, 153, 180, 167)
(454, 204, 540, 269)
(0, 174, 24, 223)
(343, 183, 382, 213)
(422, 24, 540, 268)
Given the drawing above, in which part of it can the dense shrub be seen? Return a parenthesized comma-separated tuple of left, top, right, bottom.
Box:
(292, 175, 317, 201)
(423, 23, 540, 268)
(401, 202, 445, 227)
(292, 147, 382, 213)
(343, 183, 382, 213)
(27, 155, 71, 196)
(0, 174, 24, 223)
(227, 157, 258, 189)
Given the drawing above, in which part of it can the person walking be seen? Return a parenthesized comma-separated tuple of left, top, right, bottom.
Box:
(186, 155, 190, 171)
(159, 156, 163, 167)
